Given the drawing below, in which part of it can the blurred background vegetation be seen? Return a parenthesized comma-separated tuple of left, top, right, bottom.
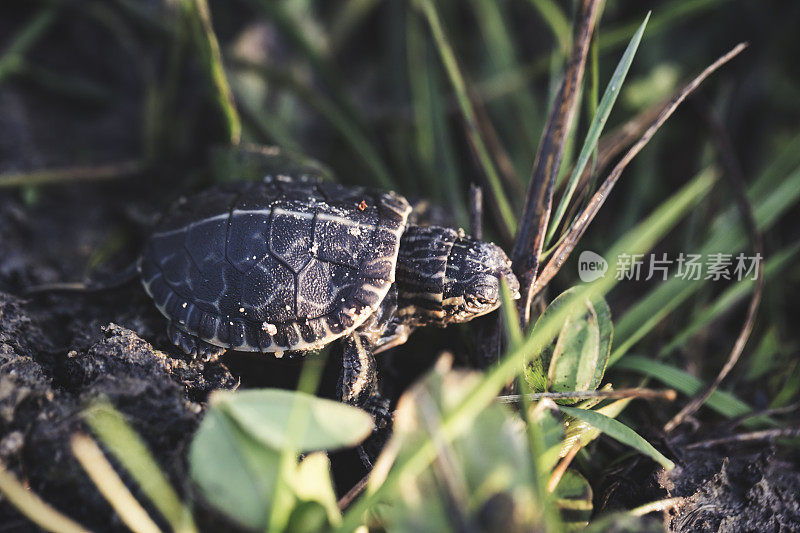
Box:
(1, 0, 799, 531)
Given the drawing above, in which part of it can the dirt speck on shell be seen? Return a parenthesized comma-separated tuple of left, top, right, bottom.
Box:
(0, 292, 236, 531)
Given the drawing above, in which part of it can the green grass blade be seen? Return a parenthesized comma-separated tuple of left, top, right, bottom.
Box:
(659, 242, 799, 356)
(415, 0, 517, 235)
(331, 0, 380, 48)
(406, 13, 436, 187)
(183, 0, 241, 145)
(469, 0, 541, 153)
(245, 0, 361, 125)
(85, 402, 197, 533)
(614, 356, 778, 427)
(612, 163, 800, 360)
(407, 11, 465, 213)
(500, 280, 524, 348)
(547, 14, 649, 246)
(71, 435, 162, 533)
(0, 462, 91, 533)
(237, 96, 303, 153)
(559, 406, 674, 470)
(472, 0, 728, 109)
(0, 7, 58, 84)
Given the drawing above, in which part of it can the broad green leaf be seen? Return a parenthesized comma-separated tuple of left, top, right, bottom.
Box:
(212, 389, 373, 452)
(592, 296, 613, 387)
(526, 288, 612, 398)
(560, 406, 674, 470)
(189, 408, 282, 530)
(548, 296, 601, 393)
(190, 390, 351, 531)
(524, 348, 549, 393)
(285, 501, 330, 533)
(554, 470, 593, 530)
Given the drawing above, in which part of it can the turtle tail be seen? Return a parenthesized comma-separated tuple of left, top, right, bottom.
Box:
(25, 260, 140, 294)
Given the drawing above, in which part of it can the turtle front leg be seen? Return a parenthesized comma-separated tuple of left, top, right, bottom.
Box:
(338, 330, 378, 406)
(339, 329, 393, 467)
(338, 331, 391, 428)
(167, 322, 225, 361)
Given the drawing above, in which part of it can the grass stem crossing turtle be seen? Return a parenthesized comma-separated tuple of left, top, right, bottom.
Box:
(33, 175, 520, 420)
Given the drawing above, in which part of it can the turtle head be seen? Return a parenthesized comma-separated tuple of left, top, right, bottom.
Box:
(442, 236, 520, 323)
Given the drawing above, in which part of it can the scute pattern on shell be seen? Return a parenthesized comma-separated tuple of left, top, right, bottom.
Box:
(140, 177, 411, 353)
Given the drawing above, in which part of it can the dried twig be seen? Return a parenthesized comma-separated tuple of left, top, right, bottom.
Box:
(337, 474, 369, 511)
(496, 388, 677, 404)
(531, 43, 748, 300)
(664, 89, 764, 432)
(730, 402, 800, 428)
(629, 497, 683, 517)
(547, 442, 581, 493)
(685, 428, 800, 449)
(512, 0, 602, 327)
(0, 160, 145, 188)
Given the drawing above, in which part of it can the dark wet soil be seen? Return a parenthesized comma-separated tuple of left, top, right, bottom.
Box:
(596, 426, 800, 532)
(663, 446, 800, 532)
(0, 290, 233, 531)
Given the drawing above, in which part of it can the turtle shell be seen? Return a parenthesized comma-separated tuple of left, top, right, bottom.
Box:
(139, 177, 411, 353)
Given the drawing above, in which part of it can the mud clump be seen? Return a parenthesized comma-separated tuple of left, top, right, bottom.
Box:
(661, 447, 800, 532)
(0, 293, 236, 531)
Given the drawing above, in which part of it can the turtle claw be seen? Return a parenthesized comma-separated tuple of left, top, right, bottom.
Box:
(167, 322, 225, 361)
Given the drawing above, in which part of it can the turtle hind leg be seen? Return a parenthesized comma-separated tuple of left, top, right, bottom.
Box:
(167, 322, 225, 361)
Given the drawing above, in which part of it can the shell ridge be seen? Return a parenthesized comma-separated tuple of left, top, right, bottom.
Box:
(222, 190, 247, 273)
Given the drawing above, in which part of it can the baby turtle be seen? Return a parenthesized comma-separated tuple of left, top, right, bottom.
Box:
(139, 176, 519, 411)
